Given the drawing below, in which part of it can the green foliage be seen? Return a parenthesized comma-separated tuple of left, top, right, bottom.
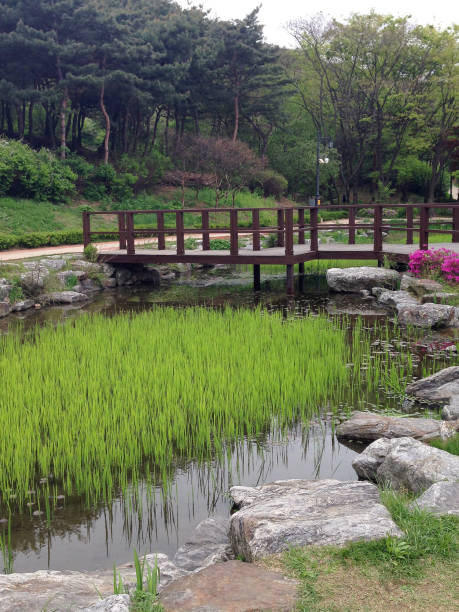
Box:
(0, 230, 90, 250)
(64, 274, 78, 289)
(255, 170, 288, 199)
(430, 433, 459, 455)
(83, 244, 98, 263)
(0, 140, 76, 202)
(184, 237, 198, 250)
(209, 239, 231, 250)
(8, 280, 24, 304)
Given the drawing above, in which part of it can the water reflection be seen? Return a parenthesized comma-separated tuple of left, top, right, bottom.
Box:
(8, 421, 358, 572)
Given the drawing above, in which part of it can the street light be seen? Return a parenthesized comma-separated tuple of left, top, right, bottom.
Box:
(312, 130, 333, 206)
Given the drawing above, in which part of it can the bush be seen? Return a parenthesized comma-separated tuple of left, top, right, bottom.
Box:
(408, 248, 459, 283)
(0, 233, 18, 250)
(0, 139, 77, 201)
(84, 244, 98, 262)
(209, 239, 231, 250)
(256, 170, 288, 199)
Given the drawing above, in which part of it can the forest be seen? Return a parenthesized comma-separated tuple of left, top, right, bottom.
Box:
(0, 0, 458, 205)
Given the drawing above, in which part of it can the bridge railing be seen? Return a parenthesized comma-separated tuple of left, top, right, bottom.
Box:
(82, 203, 459, 257)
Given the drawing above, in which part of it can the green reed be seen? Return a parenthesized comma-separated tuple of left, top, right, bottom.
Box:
(0, 307, 441, 510)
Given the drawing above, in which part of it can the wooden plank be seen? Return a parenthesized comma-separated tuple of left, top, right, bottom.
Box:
(176, 211, 185, 255)
(285, 208, 294, 256)
(298, 209, 305, 245)
(82, 212, 91, 248)
(310, 207, 318, 251)
(419, 207, 429, 250)
(406, 207, 414, 244)
(373, 206, 383, 252)
(157, 212, 166, 250)
(453, 207, 459, 243)
(252, 209, 260, 250)
(126, 212, 135, 255)
(253, 265, 261, 291)
(202, 211, 210, 250)
(286, 264, 294, 295)
(230, 209, 238, 256)
(117, 213, 126, 250)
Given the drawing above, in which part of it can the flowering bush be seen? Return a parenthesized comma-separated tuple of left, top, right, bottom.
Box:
(409, 248, 459, 283)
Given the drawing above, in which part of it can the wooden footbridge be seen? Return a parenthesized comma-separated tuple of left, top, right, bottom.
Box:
(82, 203, 459, 294)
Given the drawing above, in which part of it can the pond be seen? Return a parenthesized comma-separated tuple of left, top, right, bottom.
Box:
(1, 266, 457, 574)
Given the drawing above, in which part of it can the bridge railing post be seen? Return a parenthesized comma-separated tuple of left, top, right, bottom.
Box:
(373, 205, 383, 253)
(298, 208, 305, 245)
(419, 206, 429, 250)
(310, 207, 318, 252)
(202, 211, 210, 250)
(252, 209, 260, 251)
(176, 211, 185, 255)
(157, 212, 166, 250)
(230, 209, 238, 256)
(348, 207, 356, 245)
(452, 206, 459, 243)
(126, 212, 135, 255)
(117, 212, 126, 250)
(285, 208, 294, 256)
(82, 212, 91, 248)
(277, 209, 284, 247)
(406, 206, 414, 245)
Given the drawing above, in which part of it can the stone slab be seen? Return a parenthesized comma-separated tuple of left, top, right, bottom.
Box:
(409, 481, 459, 516)
(159, 561, 298, 612)
(326, 267, 399, 293)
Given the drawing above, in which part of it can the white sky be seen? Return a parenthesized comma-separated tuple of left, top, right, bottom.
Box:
(177, 0, 457, 47)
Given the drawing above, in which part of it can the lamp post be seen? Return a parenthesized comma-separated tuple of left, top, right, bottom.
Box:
(314, 129, 332, 206)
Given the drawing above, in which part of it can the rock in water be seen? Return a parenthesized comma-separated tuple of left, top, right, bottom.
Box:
(409, 481, 459, 516)
(40, 291, 89, 304)
(326, 267, 399, 293)
(405, 366, 459, 408)
(159, 561, 298, 612)
(336, 411, 458, 442)
(173, 516, 232, 572)
(228, 479, 402, 561)
(397, 303, 455, 328)
(353, 437, 459, 493)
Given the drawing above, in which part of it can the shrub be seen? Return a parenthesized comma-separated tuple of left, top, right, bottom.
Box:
(84, 244, 98, 262)
(0, 139, 76, 201)
(409, 248, 459, 284)
(209, 239, 231, 250)
(0, 234, 18, 250)
(184, 237, 198, 250)
(256, 170, 288, 199)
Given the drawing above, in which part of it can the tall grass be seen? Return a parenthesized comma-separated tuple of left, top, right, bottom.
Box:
(0, 309, 426, 510)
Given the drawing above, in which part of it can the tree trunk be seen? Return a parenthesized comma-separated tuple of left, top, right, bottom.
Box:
(28, 102, 34, 140)
(164, 110, 170, 156)
(100, 81, 110, 164)
(16, 104, 24, 139)
(232, 94, 239, 142)
(151, 108, 162, 150)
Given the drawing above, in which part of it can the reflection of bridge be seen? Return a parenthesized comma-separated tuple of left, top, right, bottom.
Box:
(83, 204, 459, 294)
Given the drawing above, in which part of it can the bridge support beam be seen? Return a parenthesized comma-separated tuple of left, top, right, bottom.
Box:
(286, 264, 294, 295)
(253, 264, 261, 291)
(298, 262, 305, 292)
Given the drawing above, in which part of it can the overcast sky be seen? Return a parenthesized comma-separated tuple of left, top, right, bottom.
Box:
(176, 0, 456, 47)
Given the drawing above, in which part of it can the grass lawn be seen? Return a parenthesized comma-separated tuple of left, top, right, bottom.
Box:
(268, 489, 459, 612)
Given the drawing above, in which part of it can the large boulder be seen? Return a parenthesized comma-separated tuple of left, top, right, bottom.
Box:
(352, 437, 459, 493)
(397, 303, 455, 328)
(228, 479, 402, 562)
(442, 397, 459, 421)
(326, 267, 399, 293)
(400, 274, 443, 296)
(405, 366, 459, 408)
(409, 481, 459, 516)
(159, 561, 299, 612)
(336, 411, 458, 443)
(374, 289, 418, 310)
(173, 517, 232, 572)
(40, 291, 89, 304)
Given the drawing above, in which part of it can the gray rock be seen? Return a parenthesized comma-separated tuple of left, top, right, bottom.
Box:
(56, 270, 86, 284)
(421, 292, 456, 304)
(409, 481, 459, 516)
(326, 267, 399, 293)
(72, 260, 101, 271)
(352, 438, 396, 481)
(102, 277, 117, 288)
(115, 268, 133, 286)
(20, 268, 50, 293)
(12, 299, 35, 312)
(173, 517, 232, 572)
(336, 411, 458, 443)
(102, 263, 116, 277)
(400, 274, 443, 296)
(405, 366, 459, 408)
(398, 303, 455, 328)
(442, 398, 459, 421)
(40, 258, 67, 271)
(159, 561, 299, 612)
(81, 595, 131, 612)
(376, 289, 418, 310)
(354, 437, 459, 493)
(0, 283, 11, 300)
(74, 279, 102, 293)
(229, 479, 402, 561)
(0, 301, 11, 318)
(0, 553, 184, 612)
(41, 291, 89, 304)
